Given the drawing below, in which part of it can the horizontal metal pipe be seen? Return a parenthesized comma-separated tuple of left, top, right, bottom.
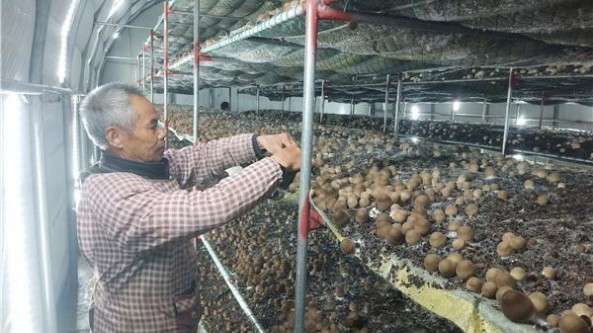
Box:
(169, 4, 305, 71)
(95, 21, 153, 30)
(201, 236, 266, 333)
(0, 79, 80, 95)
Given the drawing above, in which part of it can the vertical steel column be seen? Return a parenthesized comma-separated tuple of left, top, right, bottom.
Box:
(150, 30, 155, 103)
(502, 68, 514, 155)
(193, 0, 200, 140)
(295, 0, 318, 331)
(288, 96, 292, 112)
(450, 104, 455, 121)
(319, 80, 325, 122)
(481, 98, 488, 124)
(393, 79, 401, 137)
(141, 48, 146, 91)
(539, 95, 545, 129)
(281, 87, 285, 112)
(349, 98, 354, 115)
(515, 103, 521, 125)
(382, 74, 390, 133)
(228, 87, 232, 111)
(135, 54, 139, 84)
(163, 1, 170, 145)
(256, 87, 260, 116)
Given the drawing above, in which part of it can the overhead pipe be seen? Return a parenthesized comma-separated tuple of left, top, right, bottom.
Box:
(394, 79, 402, 137)
(502, 68, 514, 155)
(382, 74, 390, 133)
(193, 0, 200, 140)
(169, 4, 307, 70)
(295, 0, 318, 331)
(163, 1, 170, 147)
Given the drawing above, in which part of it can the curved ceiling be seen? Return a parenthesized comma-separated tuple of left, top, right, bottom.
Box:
(129, 0, 593, 104)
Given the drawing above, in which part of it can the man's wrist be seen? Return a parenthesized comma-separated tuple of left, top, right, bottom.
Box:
(252, 134, 267, 158)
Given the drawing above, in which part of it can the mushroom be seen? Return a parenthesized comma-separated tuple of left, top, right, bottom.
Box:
(340, 239, 356, 254)
(485, 268, 502, 282)
(494, 271, 517, 288)
(547, 314, 560, 327)
(509, 235, 526, 251)
(558, 312, 589, 333)
(528, 292, 550, 316)
(536, 193, 549, 206)
(438, 259, 456, 278)
(457, 225, 473, 241)
(583, 282, 593, 300)
(464, 203, 479, 217)
(524, 179, 535, 189)
(541, 266, 555, 279)
(431, 209, 446, 223)
(429, 232, 447, 248)
(509, 267, 526, 281)
(500, 290, 535, 323)
(424, 254, 441, 272)
(456, 259, 475, 280)
(481, 281, 498, 299)
(466, 277, 482, 293)
(452, 238, 465, 250)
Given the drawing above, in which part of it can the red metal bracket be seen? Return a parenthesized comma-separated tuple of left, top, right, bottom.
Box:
(318, 6, 353, 22)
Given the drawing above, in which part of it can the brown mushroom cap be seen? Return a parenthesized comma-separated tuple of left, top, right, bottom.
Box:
(541, 266, 556, 280)
(509, 236, 526, 251)
(485, 268, 502, 282)
(340, 239, 356, 254)
(452, 238, 465, 250)
(429, 232, 447, 248)
(456, 259, 475, 280)
(583, 282, 593, 299)
(558, 312, 589, 333)
(438, 259, 456, 278)
(481, 281, 497, 299)
(466, 277, 483, 293)
(510, 267, 526, 281)
(496, 241, 513, 256)
(528, 292, 550, 316)
(424, 254, 441, 272)
(500, 290, 535, 323)
(495, 271, 517, 288)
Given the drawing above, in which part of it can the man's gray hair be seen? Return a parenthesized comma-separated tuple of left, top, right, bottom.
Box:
(80, 82, 145, 149)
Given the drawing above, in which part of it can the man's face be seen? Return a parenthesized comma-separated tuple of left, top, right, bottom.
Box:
(115, 95, 166, 162)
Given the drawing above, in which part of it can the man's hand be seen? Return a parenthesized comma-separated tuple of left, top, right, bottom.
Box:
(257, 133, 296, 155)
(270, 142, 301, 171)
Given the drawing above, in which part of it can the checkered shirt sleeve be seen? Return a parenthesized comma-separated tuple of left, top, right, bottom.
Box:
(77, 134, 283, 332)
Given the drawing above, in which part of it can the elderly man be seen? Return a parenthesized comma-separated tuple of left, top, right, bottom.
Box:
(77, 82, 301, 332)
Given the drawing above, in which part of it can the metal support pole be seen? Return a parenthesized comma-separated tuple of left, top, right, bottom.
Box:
(430, 104, 435, 121)
(150, 30, 154, 103)
(539, 95, 545, 129)
(193, 0, 200, 140)
(319, 80, 325, 122)
(295, 0, 317, 331)
(228, 87, 232, 111)
(481, 98, 488, 124)
(281, 88, 285, 112)
(141, 48, 146, 91)
(553, 104, 559, 128)
(515, 103, 521, 125)
(135, 54, 140, 85)
(349, 98, 354, 115)
(163, 1, 169, 146)
(394, 79, 401, 137)
(502, 68, 513, 155)
(450, 104, 455, 122)
(402, 101, 407, 119)
(288, 96, 292, 112)
(382, 74, 390, 133)
(256, 87, 260, 116)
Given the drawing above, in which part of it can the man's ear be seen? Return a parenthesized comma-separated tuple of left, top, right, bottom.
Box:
(105, 126, 125, 148)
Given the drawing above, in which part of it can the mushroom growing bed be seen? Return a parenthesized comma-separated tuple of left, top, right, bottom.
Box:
(166, 105, 593, 332)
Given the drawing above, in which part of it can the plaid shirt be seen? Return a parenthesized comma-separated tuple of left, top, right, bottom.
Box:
(77, 134, 282, 332)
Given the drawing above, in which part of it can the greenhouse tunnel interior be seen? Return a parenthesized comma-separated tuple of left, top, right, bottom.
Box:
(1, 0, 593, 332)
